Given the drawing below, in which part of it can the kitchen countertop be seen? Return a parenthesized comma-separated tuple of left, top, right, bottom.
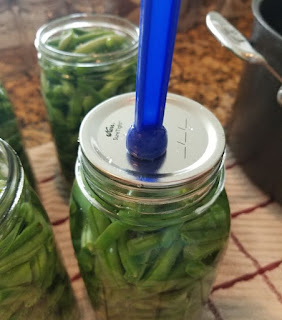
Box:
(0, 8, 253, 148)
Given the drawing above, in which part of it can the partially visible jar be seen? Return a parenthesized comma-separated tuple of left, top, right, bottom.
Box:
(0, 138, 79, 320)
(0, 83, 35, 189)
(35, 14, 138, 188)
(70, 93, 230, 320)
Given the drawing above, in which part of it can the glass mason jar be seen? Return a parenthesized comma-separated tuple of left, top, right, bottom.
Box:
(35, 14, 138, 188)
(0, 138, 79, 320)
(70, 93, 230, 320)
(0, 83, 35, 189)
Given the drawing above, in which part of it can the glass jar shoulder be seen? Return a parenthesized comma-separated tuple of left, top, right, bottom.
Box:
(71, 165, 230, 229)
(70, 176, 230, 249)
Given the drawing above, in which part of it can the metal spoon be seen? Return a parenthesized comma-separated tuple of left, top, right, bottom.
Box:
(206, 11, 282, 106)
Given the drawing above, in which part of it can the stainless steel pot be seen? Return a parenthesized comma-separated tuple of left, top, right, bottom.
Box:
(225, 0, 282, 203)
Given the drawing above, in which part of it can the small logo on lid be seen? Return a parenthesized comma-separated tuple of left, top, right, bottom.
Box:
(105, 124, 115, 137)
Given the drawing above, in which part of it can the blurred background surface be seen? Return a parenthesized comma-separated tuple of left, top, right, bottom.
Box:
(0, 0, 252, 147)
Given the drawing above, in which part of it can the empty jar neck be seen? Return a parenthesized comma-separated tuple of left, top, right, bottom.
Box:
(75, 147, 225, 216)
(0, 139, 24, 228)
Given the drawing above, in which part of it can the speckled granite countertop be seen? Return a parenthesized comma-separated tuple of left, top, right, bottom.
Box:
(0, 8, 253, 148)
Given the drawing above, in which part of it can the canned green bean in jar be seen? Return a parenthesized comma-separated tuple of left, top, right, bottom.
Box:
(0, 84, 35, 189)
(35, 14, 138, 188)
(0, 138, 79, 320)
(70, 93, 230, 320)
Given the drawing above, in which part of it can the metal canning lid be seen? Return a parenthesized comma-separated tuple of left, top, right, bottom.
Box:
(79, 92, 226, 187)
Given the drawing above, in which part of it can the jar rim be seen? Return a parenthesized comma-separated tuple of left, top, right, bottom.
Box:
(34, 13, 139, 67)
(0, 139, 23, 225)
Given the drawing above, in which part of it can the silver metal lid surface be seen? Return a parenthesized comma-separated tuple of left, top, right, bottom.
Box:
(79, 93, 225, 187)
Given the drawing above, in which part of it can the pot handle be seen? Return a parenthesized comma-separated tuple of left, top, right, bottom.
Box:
(206, 11, 282, 106)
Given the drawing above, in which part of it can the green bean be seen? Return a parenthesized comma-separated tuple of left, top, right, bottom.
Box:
(118, 233, 148, 282)
(0, 220, 23, 258)
(99, 78, 126, 97)
(183, 238, 226, 260)
(0, 287, 26, 306)
(58, 30, 75, 51)
(94, 221, 127, 250)
(96, 256, 112, 284)
(161, 225, 179, 248)
(118, 234, 134, 276)
(91, 206, 110, 234)
(81, 223, 96, 253)
(105, 242, 125, 286)
(0, 263, 32, 287)
(47, 38, 60, 47)
(4, 221, 43, 255)
(72, 28, 90, 36)
(74, 34, 126, 54)
(127, 233, 162, 255)
(73, 31, 112, 46)
(144, 240, 183, 283)
(19, 202, 34, 223)
(181, 204, 228, 233)
(46, 282, 65, 309)
(41, 248, 57, 290)
(72, 179, 92, 214)
(0, 229, 50, 273)
(127, 251, 151, 282)
(31, 246, 48, 282)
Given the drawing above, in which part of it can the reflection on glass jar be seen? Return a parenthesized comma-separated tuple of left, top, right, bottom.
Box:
(35, 14, 138, 188)
(0, 138, 79, 320)
(69, 93, 230, 320)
